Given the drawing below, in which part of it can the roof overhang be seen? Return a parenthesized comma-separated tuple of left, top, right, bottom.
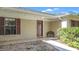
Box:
(1, 7, 77, 21)
(0, 7, 57, 18)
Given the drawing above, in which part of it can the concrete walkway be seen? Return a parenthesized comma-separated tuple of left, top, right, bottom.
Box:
(42, 40, 78, 51)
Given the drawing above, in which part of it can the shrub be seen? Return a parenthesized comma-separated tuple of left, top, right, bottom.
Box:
(76, 38, 79, 42)
(57, 27, 79, 49)
(60, 37, 70, 43)
(58, 27, 79, 41)
(68, 41, 79, 49)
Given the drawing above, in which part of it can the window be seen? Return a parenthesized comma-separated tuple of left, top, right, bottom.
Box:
(0, 17, 20, 35)
(71, 20, 79, 27)
(4, 18, 16, 35)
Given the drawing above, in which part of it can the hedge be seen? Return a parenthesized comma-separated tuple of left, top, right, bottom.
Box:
(57, 27, 79, 49)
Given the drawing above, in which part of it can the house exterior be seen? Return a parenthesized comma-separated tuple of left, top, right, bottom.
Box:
(0, 7, 79, 41)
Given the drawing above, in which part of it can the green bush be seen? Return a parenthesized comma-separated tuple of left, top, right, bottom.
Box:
(57, 27, 79, 49)
(60, 37, 70, 43)
(68, 41, 79, 48)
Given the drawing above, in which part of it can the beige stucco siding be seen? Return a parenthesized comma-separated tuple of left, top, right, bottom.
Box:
(43, 21, 50, 37)
(43, 20, 61, 37)
(67, 20, 71, 27)
(49, 21, 61, 37)
(21, 20, 37, 39)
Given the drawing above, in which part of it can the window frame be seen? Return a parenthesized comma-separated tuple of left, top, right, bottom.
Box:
(4, 17, 16, 35)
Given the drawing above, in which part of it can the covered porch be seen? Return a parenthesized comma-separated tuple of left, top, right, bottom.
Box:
(13, 17, 61, 40)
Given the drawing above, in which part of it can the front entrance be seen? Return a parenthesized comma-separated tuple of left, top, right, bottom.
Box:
(37, 20, 43, 38)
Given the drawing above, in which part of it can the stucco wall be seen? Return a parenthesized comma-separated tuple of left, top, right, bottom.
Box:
(43, 20, 61, 37)
(67, 20, 71, 27)
(49, 21, 61, 37)
(43, 21, 50, 37)
(21, 19, 37, 39)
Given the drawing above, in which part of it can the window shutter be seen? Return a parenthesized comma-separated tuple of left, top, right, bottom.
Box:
(0, 17, 4, 35)
(16, 18, 20, 34)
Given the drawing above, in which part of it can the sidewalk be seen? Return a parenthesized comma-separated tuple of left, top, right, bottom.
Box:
(42, 40, 78, 51)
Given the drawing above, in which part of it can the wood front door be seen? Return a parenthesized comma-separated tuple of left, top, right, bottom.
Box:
(37, 20, 43, 38)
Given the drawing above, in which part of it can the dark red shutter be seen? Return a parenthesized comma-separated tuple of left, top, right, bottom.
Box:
(16, 18, 20, 34)
(0, 17, 4, 35)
